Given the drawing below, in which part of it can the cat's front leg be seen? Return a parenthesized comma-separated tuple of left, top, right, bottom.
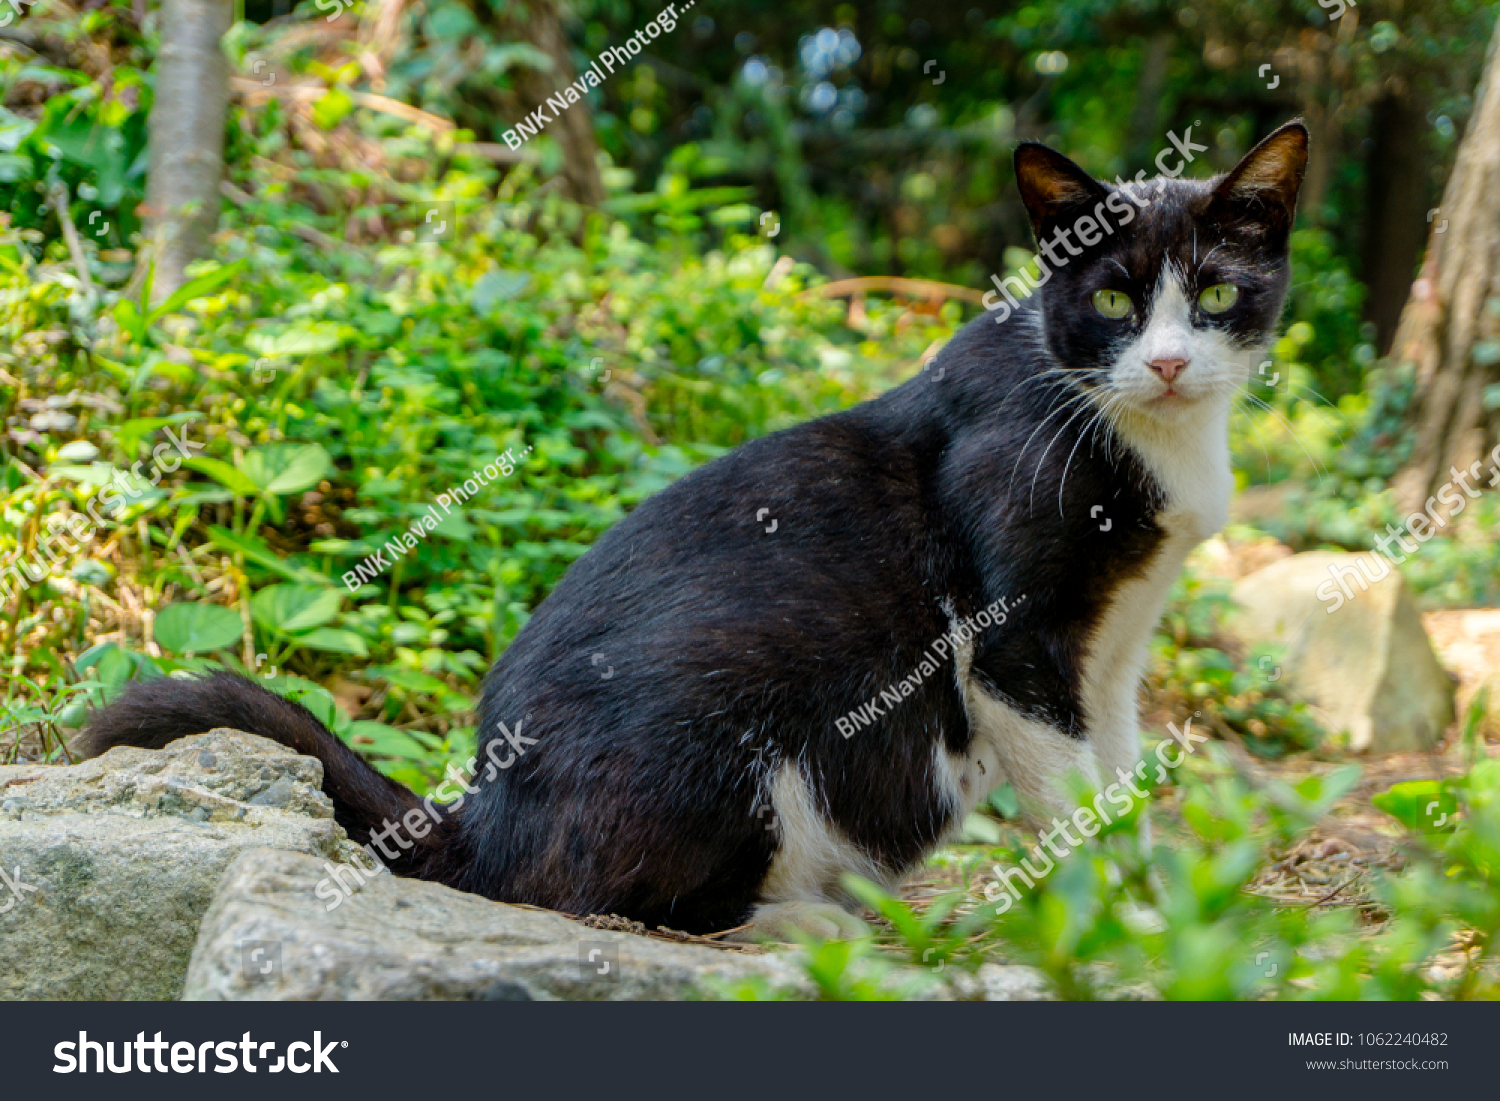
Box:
(1083, 680, 1147, 802)
(963, 681, 1106, 825)
(736, 899, 871, 942)
(729, 760, 884, 942)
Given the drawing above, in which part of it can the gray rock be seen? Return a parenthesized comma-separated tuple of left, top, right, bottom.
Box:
(4, 727, 1048, 1002)
(1229, 551, 1455, 752)
(183, 848, 815, 1001)
(0, 729, 365, 1000)
(976, 962, 1055, 1000)
(941, 962, 1054, 1001)
(248, 775, 297, 807)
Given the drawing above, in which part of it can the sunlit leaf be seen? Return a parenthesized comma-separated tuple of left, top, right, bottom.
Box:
(241, 443, 332, 497)
(250, 584, 342, 635)
(154, 602, 244, 654)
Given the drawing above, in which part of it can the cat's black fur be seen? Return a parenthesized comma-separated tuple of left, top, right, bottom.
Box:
(82, 122, 1308, 933)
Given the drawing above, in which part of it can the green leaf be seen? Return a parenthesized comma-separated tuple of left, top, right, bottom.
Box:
(148, 260, 248, 322)
(47, 463, 115, 487)
(73, 641, 121, 675)
(289, 687, 352, 734)
(113, 297, 147, 342)
(93, 645, 135, 694)
(307, 536, 385, 556)
(79, 644, 161, 701)
(154, 602, 244, 654)
(173, 487, 236, 507)
(241, 443, 332, 497)
(708, 203, 759, 227)
(1292, 765, 1363, 816)
(54, 700, 91, 728)
(470, 270, 531, 312)
(0, 107, 36, 152)
(250, 583, 342, 635)
(311, 87, 354, 130)
(989, 783, 1020, 819)
(185, 456, 259, 496)
(959, 812, 1004, 844)
(1372, 780, 1455, 832)
(56, 440, 99, 464)
(289, 627, 368, 657)
(206, 525, 333, 586)
(114, 413, 200, 458)
(842, 874, 926, 946)
(345, 720, 434, 758)
(483, 41, 554, 74)
(245, 323, 344, 357)
(367, 665, 450, 693)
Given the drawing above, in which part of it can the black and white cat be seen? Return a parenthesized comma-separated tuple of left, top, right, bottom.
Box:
(83, 122, 1307, 940)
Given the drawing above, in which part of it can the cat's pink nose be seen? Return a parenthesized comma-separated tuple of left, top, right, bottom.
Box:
(1148, 357, 1187, 382)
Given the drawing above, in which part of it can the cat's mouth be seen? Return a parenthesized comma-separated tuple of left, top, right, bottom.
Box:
(1134, 376, 1189, 406)
(1135, 378, 1223, 416)
(1102, 364, 1236, 419)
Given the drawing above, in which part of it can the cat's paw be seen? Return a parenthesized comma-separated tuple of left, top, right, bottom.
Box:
(733, 900, 870, 942)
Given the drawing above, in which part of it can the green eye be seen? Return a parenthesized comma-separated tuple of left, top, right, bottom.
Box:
(1199, 283, 1239, 313)
(1092, 289, 1133, 319)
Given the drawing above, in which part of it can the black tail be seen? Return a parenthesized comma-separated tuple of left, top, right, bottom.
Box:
(79, 672, 451, 877)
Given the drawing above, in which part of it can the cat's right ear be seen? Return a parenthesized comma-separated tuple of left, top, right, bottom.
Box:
(1013, 143, 1106, 237)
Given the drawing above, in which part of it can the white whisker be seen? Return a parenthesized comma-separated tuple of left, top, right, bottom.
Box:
(1277, 379, 1356, 444)
(1057, 391, 1127, 515)
(1007, 387, 1095, 499)
(1238, 387, 1329, 487)
(1029, 395, 1100, 514)
(1231, 397, 1275, 482)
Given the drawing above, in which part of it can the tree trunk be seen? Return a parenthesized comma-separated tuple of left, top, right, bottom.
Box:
(1390, 16, 1500, 514)
(143, 0, 232, 302)
(1361, 92, 1431, 353)
(1125, 31, 1172, 171)
(504, 0, 604, 206)
(1292, 42, 1340, 221)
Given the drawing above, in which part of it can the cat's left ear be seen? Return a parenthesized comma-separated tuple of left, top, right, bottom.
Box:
(1014, 142, 1107, 237)
(1207, 120, 1308, 235)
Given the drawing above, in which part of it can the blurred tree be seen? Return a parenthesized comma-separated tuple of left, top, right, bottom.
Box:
(144, 0, 232, 300)
(1390, 15, 1500, 513)
(490, 0, 604, 204)
(1362, 89, 1431, 353)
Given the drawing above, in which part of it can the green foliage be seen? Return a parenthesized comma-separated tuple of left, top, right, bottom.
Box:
(0, 670, 98, 763)
(1150, 569, 1325, 757)
(753, 748, 1500, 1001)
(1390, 497, 1500, 608)
(152, 601, 243, 653)
(1229, 377, 1500, 608)
(0, 0, 151, 252)
(1281, 229, 1374, 400)
(557, 0, 1492, 403)
(0, 99, 956, 790)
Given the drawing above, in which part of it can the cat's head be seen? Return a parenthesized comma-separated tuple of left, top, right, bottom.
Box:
(1006, 121, 1308, 423)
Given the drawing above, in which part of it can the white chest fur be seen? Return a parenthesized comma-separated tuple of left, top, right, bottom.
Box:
(1075, 396, 1233, 782)
(940, 394, 1233, 827)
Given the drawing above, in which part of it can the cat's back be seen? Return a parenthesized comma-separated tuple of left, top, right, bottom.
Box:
(483, 383, 954, 696)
